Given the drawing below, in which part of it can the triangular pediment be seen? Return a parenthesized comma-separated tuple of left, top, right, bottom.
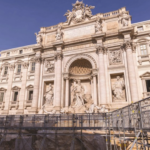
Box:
(140, 72, 150, 78)
(26, 85, 34, 89)
(12, 86, 21, 91)
(0, 87, 7, 91)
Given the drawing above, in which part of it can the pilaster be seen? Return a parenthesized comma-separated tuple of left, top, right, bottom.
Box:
(123, 40, 139, 102)
(30, 47, 42, 114)
(17, 61, 29, 114)
(3, 63, 15, 114)
(53, 41, 63, 110)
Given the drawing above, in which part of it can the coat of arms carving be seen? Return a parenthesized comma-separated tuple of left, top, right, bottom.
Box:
(64, 0, 95, 25)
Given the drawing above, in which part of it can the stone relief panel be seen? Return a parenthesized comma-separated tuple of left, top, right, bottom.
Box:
(44, 60, 54, 73)
(109, 50, 122, 65)
(111, 74, 126, 102)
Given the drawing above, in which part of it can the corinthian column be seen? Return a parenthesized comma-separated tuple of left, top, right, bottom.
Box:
(31, 51, 41, 113)
(92, 74, 98, 105)
(124, 41, 139, 102)
(17, 61, 29, 114)
(3, 64, 15, 114)
(65, 77, 69, 107)
(54, 52, 62, 109)
(96, 45, 107, 105)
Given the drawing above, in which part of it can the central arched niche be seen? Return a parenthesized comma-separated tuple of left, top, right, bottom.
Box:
(68, 58, 93, 107)
(69, 59, 92, 75)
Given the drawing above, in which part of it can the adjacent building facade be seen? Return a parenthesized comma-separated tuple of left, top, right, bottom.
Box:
(0, 1, 150, 115)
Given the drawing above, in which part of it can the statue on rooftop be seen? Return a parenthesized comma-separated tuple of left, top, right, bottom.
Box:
(64, 0, 95, 25)
(56, 26, 63, 40)
(95, 17, 103, 33)
(35, 33, 42, 45)
(119, 11, 130, 27)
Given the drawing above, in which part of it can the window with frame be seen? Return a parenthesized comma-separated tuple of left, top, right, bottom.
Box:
(137, 26, 144, 32)
(6, 52, 10, 56)
(28, 90, 33, 100)
(0, 92, 4, 102)
(146, 80, 150, 92)
(3, 66, 8, 75)
(17, 64, 21, 73)
(13, 92, 18, 101)
(140, 45, 148, 56)
(19, 50, 23, 54)
(31, 62, 35, 72)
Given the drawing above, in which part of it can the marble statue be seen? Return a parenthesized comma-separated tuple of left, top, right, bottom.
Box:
(71, 80, 85, 107)
(84, 5, 95, 18)
(56, 26, 63, 40)
(112, 76, 125, 101)
(35, 33, 42, 45)
(95, 17, 103, 33)
(119, 11, 130, 27)
(99, 105, 108, 113)
(64, 10, 74, 25)
(44, 83, 54, 106)
(64, 1, 95, 24)
(45, 60, 54, 73)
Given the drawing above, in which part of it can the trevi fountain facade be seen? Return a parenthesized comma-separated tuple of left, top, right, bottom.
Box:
(0, 0, 150, 115)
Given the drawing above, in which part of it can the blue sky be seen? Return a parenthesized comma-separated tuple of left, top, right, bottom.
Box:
(0, 0, 149, 51)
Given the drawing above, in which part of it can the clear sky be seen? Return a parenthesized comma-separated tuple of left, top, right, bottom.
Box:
(0, 0, 149, 51)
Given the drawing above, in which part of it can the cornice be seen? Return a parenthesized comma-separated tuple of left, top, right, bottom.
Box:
(136, 30, 150, 37)
(33, 45, 43, 52)
(53, 40, 64, 47)
(106, 32, 119, 38)
(0, 52, 35, 61)
(0, 44, 37, 54)
(91, 32, 106, 40)
(118, 26, 134, 35)
(64, 37, 92, 46)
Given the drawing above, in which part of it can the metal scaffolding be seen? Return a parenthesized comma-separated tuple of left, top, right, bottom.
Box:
(0, 97, 149, 150)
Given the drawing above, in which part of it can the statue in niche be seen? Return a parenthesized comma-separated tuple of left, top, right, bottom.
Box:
(35, 33, 42, 45)
(44, 83, 54, 106)
(71, 80, 85, 107)
(45, 60, 54, 73)
(95, 17, 103, 33)
(112, 76, 125, 101)
(109, 50, 122, 65)
(119, 11, 130, 27)
(55, 26, 63, 40)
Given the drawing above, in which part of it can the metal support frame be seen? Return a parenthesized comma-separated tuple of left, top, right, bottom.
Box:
(0, 97, 149, 150)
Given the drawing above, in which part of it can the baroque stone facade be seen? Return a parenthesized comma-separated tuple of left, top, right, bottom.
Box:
(0, 1, 150, 115)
